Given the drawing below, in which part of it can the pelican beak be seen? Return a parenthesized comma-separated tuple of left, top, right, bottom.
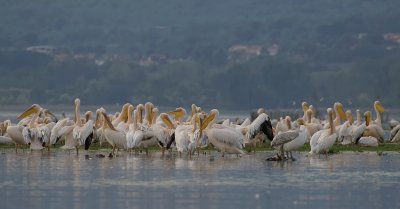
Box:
(160, 113, 175, 129)
(376, 102, 385, 113)
(17, 105, 40, 120)
(338, 105, 347, 121)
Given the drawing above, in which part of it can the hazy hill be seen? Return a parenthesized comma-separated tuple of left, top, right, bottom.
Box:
(0, 0, 399, 109)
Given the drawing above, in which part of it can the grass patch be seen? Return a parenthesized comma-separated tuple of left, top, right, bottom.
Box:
(1, 141, 400, 153)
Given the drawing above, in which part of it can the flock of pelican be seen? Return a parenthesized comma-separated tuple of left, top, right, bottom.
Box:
(0, 98, 397, 160)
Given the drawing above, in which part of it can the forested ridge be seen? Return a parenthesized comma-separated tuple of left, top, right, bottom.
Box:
(0, 0, 400, 109)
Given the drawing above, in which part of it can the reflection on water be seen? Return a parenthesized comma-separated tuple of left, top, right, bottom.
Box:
(0, 151, 399, 209)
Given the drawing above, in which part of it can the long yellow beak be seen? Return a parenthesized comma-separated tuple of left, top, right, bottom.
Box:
(375, 102, 385, 113)
(17, 105, 40, 120)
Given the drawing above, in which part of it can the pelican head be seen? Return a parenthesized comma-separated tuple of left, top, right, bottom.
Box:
(85, 111, 93, 122)
(74, 98, 80, 106)
(302, 102, 309, 112)
(334, 102, 346, 120)
(374, 101, 385, 113)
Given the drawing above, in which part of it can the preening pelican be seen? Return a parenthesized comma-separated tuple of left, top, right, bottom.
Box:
(101, 111, 129, 156)
(195, 109, 245, 157)
(297, 109, 322, 141)
(275, 116, 293, 133)
(72, 98, 94, 153)
(271, 125, 307, 160)
(50, 118, 75, 146)
(362, 111, 385, 143)
(166, 113, 198, 158)
(242, 113, 274, 152)
(0, 120, 11, 136)
(167, 107, 186, 124)
(310, 108, 337, 157)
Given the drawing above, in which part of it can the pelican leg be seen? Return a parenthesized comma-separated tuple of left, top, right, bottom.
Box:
(279, 145, 284, 160)
(161, 147, 165, 156)
(76, 147, 79, 156)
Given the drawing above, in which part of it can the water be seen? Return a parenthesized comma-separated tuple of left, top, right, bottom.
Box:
(0, 150, 399, 209)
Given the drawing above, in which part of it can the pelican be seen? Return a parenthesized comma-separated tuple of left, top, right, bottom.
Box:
(93, 107, 107, 146)
(0, 120, 11, 136)
(186, 104, 202, 122)
(271, 125, 307, 160)
(301, 101, 310, 121)
(362, 111, 385, 143)
(7, 104, 43, 151)
(371, 101, 385, 126)
(167, 107, 186, 124)
(297, 109, 322, 141)
(101, 111, 129, 157)
(113, 103, 130, 131)
(309, 105, 320, 124)
(20, 106, 50, 150)
(390, 124, 400, 143)
(310, 108, 337, 157)
(275, 116, 293, 133)
(72, 98, 94, 153)
(166, 113, 198, 157)
(50, 117, 75, 146)
(195, 109, 245, 157)
(337, 110, 365, 145)
(389, 119, 400, 130)
(242, 113, 274, 152)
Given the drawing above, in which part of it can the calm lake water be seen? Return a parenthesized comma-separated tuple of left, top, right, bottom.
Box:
(0, 150, 399, 209)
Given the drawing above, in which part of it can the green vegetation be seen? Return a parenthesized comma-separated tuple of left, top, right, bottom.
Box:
(1, 0, 400, 109)
(1, 143, 400, 154)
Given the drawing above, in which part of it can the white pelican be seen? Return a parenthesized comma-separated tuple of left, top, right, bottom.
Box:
(309, 105, 321, 124)
(165, 113, 198, 157)
(371, 101, 385, 126)
(337, 110, 365, 145)
(0, 120, 11, 136)
(93, 107, 107, 146)
(167, 107, 186, 124)
(297, 109, 322, 141)
(301, 101, 310, 121)
(196, 109, 245, 157)
(271, 125, 307, 160)
(390, 124, 400, 143)
(101, 111, 129, 156)
(50, 118, 75, 146)
(310, 108, 337, 157)
(72, 98, 94, 152)
(363, 111, 385, 143)
(275, 116, 293, 133)
(186, 104, 202, 123)
(242, 113, 274, 152)
(389, 119, 400, 130)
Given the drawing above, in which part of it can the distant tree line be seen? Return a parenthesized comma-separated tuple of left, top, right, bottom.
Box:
(0, 0, 399, 109)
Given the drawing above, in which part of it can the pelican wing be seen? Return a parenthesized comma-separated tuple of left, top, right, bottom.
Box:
(390, 124, 400, 141)
(351, 124, 366, 143)
(207, 128, 244, 149)
(247, 113, 272, 139)
(271, 130, 299, 147)
(239, 118, 251, 127)
(79, 120, 94, 145)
